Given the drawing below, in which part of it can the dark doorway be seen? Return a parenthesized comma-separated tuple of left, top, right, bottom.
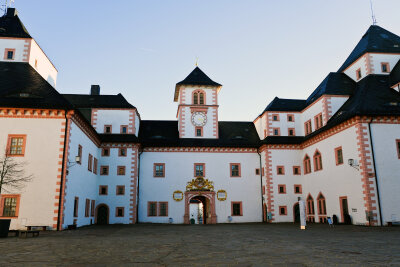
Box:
(96, 204, 109, 225)
(293, 203, 300, 223)
(190, 196, 208, 224)
(340, 197, 351, 224)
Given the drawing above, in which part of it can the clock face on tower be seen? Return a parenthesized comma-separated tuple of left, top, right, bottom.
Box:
(191, 112, 207, 126)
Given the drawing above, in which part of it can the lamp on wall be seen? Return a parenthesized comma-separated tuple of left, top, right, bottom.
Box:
(348, 159, 359, 170)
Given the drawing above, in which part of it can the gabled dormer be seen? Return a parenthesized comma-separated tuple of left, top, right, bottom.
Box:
(174, 67, 222, 139)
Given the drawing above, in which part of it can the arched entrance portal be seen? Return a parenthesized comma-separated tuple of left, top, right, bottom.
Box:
(189, 196, 209, 224)
(184, 191, 217, 224)
(96, 204, 109, 225)
(293, 202, 300, 223)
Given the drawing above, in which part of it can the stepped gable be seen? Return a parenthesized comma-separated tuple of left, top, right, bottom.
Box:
(338, 25, 400, 72)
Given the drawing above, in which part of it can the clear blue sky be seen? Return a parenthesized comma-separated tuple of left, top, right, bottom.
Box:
(12, 0, 400, 121)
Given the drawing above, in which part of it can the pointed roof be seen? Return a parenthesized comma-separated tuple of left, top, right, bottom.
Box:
(174, 67, 222, 101)
(0, 8, 32, 38)
(263, 97, 306, 112)
(338, 25, 400, 72)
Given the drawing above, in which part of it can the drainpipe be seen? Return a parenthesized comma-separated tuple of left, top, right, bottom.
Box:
(257, 148, 264, 222)
(368, 121, 383, 226)
(136, 147, 143, 223)
(57, 110, 69, 231)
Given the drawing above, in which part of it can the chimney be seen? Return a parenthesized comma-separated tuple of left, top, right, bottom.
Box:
(6, 8, 18, 17)
(90, 85, 100, 95)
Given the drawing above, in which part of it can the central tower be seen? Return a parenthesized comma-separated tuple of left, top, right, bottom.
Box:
(174, 67, 222, 139)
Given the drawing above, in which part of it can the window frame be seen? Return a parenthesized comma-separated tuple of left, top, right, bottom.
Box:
(90, 200, 95, 217)
(116, 207, 125, 217)
(4, 48, 15, 60)
(194, 163, 205, 177)
(77, 144, 82, 164)
(85, 199, 90, 217)
(99, 185, 108, 196)
(231, 201, 243, 216)
(294, 184, 302, 194)
(313, 150, 323, 171)
(303, 155, 311, 174)
(6, 134, 27, 157)
(88, 154, 93, 172)
(287, 114, 294, 122)
(100, 166, 109, 175)
(317, 193, 327, 215)
(154, 163, 165, 178)
(195, 126, 203, 137)
(192, 90, 206, 105)
(118, 148, 127, 157)
(272, 128, 280, 136)
(396, 139, 400, 159)
(272, 114, 280, 121)
(279, 206, 287, 216)
(277, 166, 285, 175)
(314, 113, 323, 130)
(116, 185, 125, 196)
(158, 202, 168, 217)
(148, 201, 157, 217)
(104, 125, 112, 134)
(278, 184, 286, 194)
(381, 62, 390, 73)
(120, 125, 128, 134)
(255, 168, 260, 175)
(230, 163, 241, 178)
(304, 120, 312, 135)
(93, 158, 98, 174)
(0, 194, 20, 218)
(117, 166, 126, 176)
(307, 195, 315, 215)
(293, 166, 301, 175)
(356, 68, 362, 80)
(73, 197, 79, 217)
(335, 146, 344, 165)
(288, 128, 295, 136)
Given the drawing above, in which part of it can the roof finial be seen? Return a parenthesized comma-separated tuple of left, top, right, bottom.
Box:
(195, 57, 199, 67)
(369, 0, 377, 25)
(1, 0, 14, 15)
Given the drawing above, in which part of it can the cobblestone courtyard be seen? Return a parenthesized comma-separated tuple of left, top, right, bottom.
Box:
(0, 223, 399, 266)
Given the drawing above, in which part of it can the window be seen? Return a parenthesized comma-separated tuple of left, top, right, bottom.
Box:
(116, 185, 125, 195)
(93, 158, 98, 174)
(148, 202, 157, 216)
(88, 154, 93, 172)
(273, 128, 280, 136)
(195, 127, 203, 137)
(159, 202, 168, 216)
(294, 185, 302, 194)
(278, 184, 286, 194)
(255, 168, 260, 175)
(307, 195, 315, 215)
(119, 148, 127, 157)
(272, 114, 279, 121)
(396, 140, 400, 159)
(85, 199, 90, 217)
(335, 147, 343, 165)
(102, 148, 110, 157)
(287, 114, 294, 122)
(34, 59, 38, 68)
(104, 125, 112, 134)
(154, 163, 165, 177)
(381, 62, 390, 73)
(99, 185, 108, 195)
(277, 166, 285, 175)
(120, 125, 128, 134)
(6, 135, 26, 156)
(77, 145, 82, 164)
(314, 113, 323, 130)
(356, 68, 362, 80)
(304, 120, 312, 135)
(317, 194, 327, 215)
(293, 166, 301, 175)
(100, 166, 109, 175)
(4, 48, 15, 60)
(0, 195, 20, 217)
(279, 206, 287, 215)
(117, 166, 126, 176)
(194, 163, 205, 177)
(231, 202, 242, 216)
(230, 163, 241, 177)
(193, 90, 205, 105)
(73, 197, 79, 217)
(303, 155, 311, 174)
(288, 128, 295, 136)
(90, 200, 95, 216)
(313, 150, 323, 171)
(116, 207, 124, 217)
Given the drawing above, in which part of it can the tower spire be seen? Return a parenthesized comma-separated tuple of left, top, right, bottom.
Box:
(369, 0, 377, 25)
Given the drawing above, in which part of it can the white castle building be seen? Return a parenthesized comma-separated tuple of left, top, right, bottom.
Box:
(0, 8, 400, 230)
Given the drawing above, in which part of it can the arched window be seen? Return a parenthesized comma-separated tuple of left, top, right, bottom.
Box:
(303, 155, 311, 174)
(317, 193, 326, 215)
(193, 90, 205, 105)
(193, 92, 199, 104)
(313, 150, 323, 171)
(307, 195, 314, 215)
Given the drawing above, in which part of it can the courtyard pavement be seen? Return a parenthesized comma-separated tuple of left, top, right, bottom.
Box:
(0, 223, 399, 266)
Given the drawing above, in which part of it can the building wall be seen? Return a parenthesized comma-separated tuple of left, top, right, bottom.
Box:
(329, 96, 349, 117)
(343, 55, 369, 81)
(28, 39, 58, 87)
(0, 37, 28, 62)
(370, 54, 400, 75)
(95, 109, 132, 134)
(138, 151, 262, 224)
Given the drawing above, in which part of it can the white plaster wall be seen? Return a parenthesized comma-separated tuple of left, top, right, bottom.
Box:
(134, 112, 140, 136)
(268, 112, 299, 136)
(301, 99, 324, 134)
(0, 117, 65, 230)
(96, 110, 131, 134)
(370, 123, 400, 224)
(0, 38, 26, 62)
(138, 151, 262, 224)
(343, 56, 368, 81)
(370, 54, 400, 75)
(254, 116, 263, 139)
(329, 97, 349, 117)
(181, 87, 217, 105)
(28, 40, 58, 87)
(182, 107, 215, 138)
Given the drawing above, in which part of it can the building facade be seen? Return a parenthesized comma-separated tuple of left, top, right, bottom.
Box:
(0, 8, 400, 230)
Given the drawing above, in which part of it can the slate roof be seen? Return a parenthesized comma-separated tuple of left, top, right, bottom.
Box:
(0, 9, 31, 38)
(62, 94, 135, 109)
(390, 60, 400, 87)
(0, 62, 72, 109)
(139, 121, 260, 148)
(338, 25, 400, 72)
(262, 97, 306, 113)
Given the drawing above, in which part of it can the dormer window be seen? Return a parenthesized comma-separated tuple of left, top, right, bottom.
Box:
(4, 49, 15, 60)
(193, 90, 205, 105)
(356, 68, 362, 80)
(381, 62, 390, 73)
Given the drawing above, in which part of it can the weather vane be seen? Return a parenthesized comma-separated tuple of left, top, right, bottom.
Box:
(195, 57, 199, 67)
(369, 0, 377, 25)
(1, 0, 14, 15)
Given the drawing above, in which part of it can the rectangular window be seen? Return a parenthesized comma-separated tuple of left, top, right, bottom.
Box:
(117, 166, 126, 176)
(118, 148, 127, 157)
(148, 202, 157, 216)
(85, 199, 90, 217)
(314, 113, 323, 130)
(93, 158, 98, 174)
(4, 48, 15, 60)
(231, 202, 242, 216)
(120, 125, 128, 134)
(194, 163, 205, 177)
(0, 195, 20, 217)
(116, 207, 124, 217)
(104, 125, 112, 134)
(100, 166, 109, 175)
(396, 140, 400, 159)
(264, 129, 267, 138)
(288, 128, 295, 136)
(195, 127, 203, 137)
(335, 147, 344, 165)
(102, 148, 110, 157)
(159, 202, 168, 216)
(287, 114, 294, 122)
(277, 166, 285, 175)
(273, 128, 280, 136)
(77, 145, 82, 164)
(73, 197, 79, 217)
(230, 163, 241, 177)
(381, 62, 390, 73)
(293, 166, 301, 175)
(154, 163, 165, 177)
(278, 184, 286, 194)
(116, 185, 125, 195)
(294, 184, 302, 194)
(272, 114, 279, 121)
(279, 206, 287, 215)
(356, 68, 362, 80)
(91, 200, 95, 216)
(255, 168, 260, 175)
(99, 185, 108, 195)
(7, 135, 26, 156)
(304, 120, 312, 135)
(88, 154, 93, 172)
